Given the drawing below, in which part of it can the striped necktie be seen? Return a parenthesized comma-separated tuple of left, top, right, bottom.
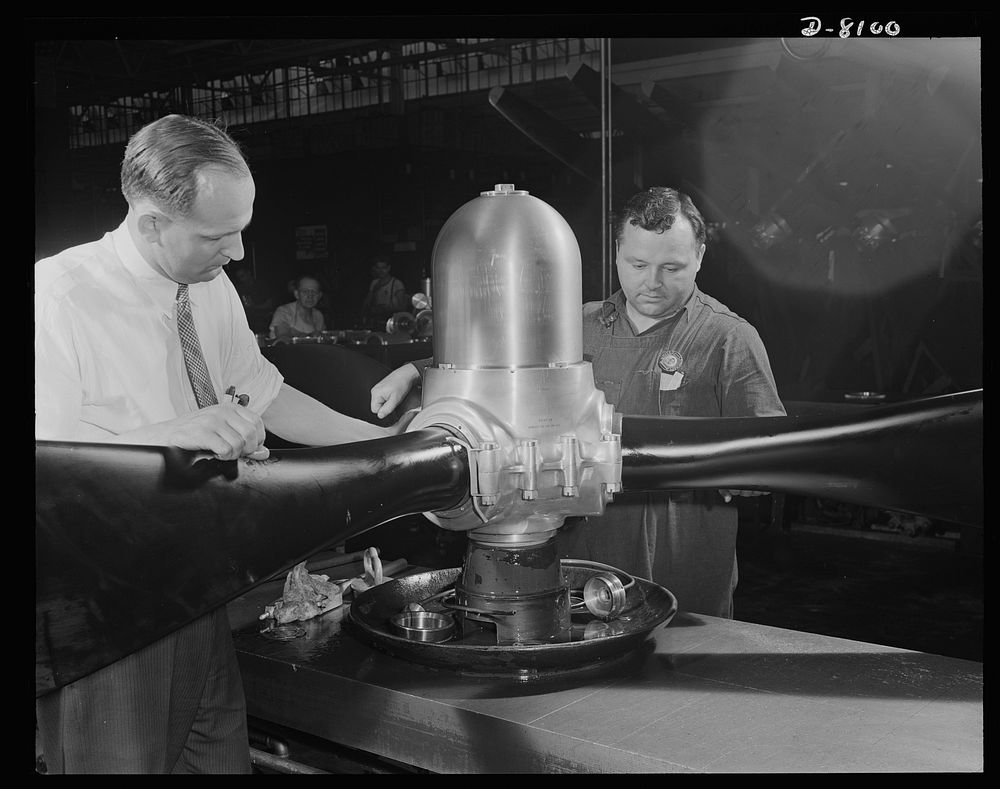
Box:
(176, 284, 218, 408)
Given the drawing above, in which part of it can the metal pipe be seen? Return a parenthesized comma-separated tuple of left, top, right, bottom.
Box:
(600, 37, 614, 299)
(249, 747, 331, 775)
(249, 731, 290, 757)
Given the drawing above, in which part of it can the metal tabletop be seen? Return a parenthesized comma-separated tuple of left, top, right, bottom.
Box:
(228, 575, 983, 773)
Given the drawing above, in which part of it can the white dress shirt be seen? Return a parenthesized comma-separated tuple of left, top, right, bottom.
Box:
(35, 221, 283, 441)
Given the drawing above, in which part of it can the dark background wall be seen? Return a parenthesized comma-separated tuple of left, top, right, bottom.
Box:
(32, 32, 982, 402)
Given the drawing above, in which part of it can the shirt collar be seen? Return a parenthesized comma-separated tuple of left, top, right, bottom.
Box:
(111, 220, 182, 315)
(604, 287, 697, 335)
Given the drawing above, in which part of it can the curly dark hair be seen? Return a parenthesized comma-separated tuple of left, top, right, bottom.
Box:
(614, 187, 706, 247)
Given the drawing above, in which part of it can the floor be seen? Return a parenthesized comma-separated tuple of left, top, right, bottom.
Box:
(733, 515, 983, 663)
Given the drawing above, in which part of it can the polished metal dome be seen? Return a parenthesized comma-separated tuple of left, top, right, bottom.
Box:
(431, 184, 582, 368)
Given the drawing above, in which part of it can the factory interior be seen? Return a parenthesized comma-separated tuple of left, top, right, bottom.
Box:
(34, 22, 982, 774)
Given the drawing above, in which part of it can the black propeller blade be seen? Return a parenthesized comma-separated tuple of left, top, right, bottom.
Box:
(35, 429, 469, 697)
(621, 389, 982, 528)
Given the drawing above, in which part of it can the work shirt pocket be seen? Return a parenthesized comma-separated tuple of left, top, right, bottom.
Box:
(658, 372, 693, 416)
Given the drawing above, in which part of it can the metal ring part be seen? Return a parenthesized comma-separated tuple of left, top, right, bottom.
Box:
(389, 611, 456, 643)
(582, 571, 627, 620)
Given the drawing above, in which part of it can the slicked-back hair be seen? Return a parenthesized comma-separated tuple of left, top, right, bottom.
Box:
(614, 187, 707, 248)
(120, 114, 250, 218)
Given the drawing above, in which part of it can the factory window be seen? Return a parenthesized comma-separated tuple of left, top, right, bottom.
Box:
(67, 38, 601, 150)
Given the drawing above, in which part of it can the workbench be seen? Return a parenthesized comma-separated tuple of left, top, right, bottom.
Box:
(228, 573, 983, 773)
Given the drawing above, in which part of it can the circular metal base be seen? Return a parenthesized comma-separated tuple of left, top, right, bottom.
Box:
(348, 561, 677, 677)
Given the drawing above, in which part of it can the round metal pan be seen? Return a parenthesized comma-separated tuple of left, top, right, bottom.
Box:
(348, 563, 677, 676)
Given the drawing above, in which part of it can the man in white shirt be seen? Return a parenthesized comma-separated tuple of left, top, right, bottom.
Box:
(35, 114, 395, 773)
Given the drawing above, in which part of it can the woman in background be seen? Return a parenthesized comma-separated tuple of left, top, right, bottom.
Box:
(269, 274, 326, 340)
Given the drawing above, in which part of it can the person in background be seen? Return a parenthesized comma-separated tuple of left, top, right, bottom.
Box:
(35, 113, 402, 774)
(368, 186, 785, 619)
(269, 274, 326, 341)
(360, 257, 408, 330)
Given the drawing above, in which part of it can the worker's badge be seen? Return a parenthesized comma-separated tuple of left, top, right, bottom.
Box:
(658, 350, 683, 374)
(658, 350, 684, 392)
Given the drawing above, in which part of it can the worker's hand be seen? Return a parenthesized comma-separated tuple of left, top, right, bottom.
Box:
(383, 408, 418, 435)
(371, 363, 421, 420)
(163, 403, 269, 461)
(718, 489, 770, 503)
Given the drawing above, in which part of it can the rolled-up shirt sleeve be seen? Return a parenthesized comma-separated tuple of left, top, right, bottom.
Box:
(719, 323, 786, 417)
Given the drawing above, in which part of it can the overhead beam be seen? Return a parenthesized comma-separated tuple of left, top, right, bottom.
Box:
(566, 59, 677, 144)
(640, 80, 700, 130)
(564, 59, 696, 192)
(488, 86, 599, 181)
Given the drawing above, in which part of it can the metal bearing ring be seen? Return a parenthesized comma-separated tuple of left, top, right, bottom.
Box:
(582, 571, 627, 620)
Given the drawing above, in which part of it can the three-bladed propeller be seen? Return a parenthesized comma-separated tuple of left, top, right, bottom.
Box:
(36, 388, 981, 696)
